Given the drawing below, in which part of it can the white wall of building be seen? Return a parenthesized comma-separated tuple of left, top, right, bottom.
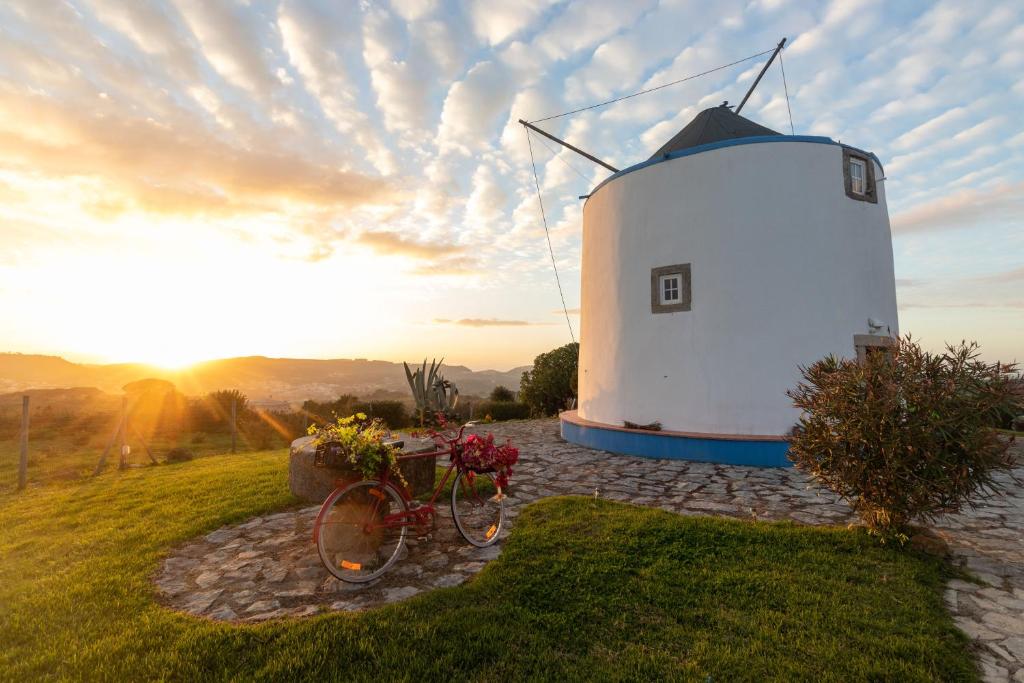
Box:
(578, 140, 898, 436)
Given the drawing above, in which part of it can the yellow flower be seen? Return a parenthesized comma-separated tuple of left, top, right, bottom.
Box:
(355, 412, 367, 420)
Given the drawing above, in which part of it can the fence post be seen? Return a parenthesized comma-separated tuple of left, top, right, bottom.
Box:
(18, 395, 29, 490)
(231, 398, 237, 453)
(118, 396, 128, 469)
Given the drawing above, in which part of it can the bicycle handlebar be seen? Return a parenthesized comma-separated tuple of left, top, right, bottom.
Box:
(431, 422, 476, 445)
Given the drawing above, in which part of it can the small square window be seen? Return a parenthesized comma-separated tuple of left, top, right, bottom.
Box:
(659, 274, 681, 304)
(849, 158, 866, 195)
(651, 263, 691, 313)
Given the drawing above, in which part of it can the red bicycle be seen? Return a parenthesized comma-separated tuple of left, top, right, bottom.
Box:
(312, 423, 505, 583)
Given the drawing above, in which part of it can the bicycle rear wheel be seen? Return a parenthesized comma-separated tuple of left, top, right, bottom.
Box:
(317, 480, 408, 582)
(451, 470, 504, 548)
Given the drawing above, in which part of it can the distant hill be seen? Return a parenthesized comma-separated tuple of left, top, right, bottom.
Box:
(0, 353, 529, 403)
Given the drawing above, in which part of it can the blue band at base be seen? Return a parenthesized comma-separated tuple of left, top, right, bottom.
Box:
(560, 415, 792, 468)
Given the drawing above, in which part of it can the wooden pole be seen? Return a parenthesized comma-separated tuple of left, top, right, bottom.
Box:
(518, 119, 619, 173)
(17, 395, 29, 490)
(118, 396, 128, 470)
(735, 38, 787, 114)
(93, 410, 124, 475)
(129, 424, 157, 465)
(231, 398, 237, 453)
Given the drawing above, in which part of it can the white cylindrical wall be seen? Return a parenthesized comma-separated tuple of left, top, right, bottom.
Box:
(578, 140, 898, 436)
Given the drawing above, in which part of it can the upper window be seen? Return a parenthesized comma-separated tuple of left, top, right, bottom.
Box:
(842, 147, 877, 203)
(651, 263, 691, 314)
(849, 157, 866, 195)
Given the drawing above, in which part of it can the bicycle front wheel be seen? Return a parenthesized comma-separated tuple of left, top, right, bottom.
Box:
(451, 470, 504, 548)
(317, 480, 408, 582)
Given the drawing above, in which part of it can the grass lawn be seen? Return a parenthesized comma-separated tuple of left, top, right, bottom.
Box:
(0, 449, 976, 681)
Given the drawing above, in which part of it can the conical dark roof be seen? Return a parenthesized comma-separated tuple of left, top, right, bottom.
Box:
(651, 104, 781, 159)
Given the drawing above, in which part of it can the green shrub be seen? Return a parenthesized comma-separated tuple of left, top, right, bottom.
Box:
(476, 401, 531, 421)
(520, 342, 578, 416)
(489, 385, 515, 402)
(165, 448, 194, 463)
(303, 397, 409, 430)
(353, 400, 410, 429)
(788, 337, 1019, 542)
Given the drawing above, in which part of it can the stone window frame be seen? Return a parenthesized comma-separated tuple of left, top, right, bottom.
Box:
(650, 263, 691, 314)
(842, 147, 878, 204)
(853, 334, 894, 363)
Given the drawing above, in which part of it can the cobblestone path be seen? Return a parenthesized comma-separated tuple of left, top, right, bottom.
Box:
(155, 419, 1023, 681)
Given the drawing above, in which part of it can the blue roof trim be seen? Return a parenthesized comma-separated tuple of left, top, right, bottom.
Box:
(587, 135, 885, 201)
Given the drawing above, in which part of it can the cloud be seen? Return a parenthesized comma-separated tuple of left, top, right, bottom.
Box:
(417, 20, 469, 82)
(390, 0, 437, 22)
(889, 106, 970, 151)
(85, 0, 199, 80)
(361, 8, 443, 137)
(436, 61, 516, 154)
(172, 0, 280, 98)
(534, 0, 657, 62)
(972, 266, 1024, 283)
(464, 164, 510, 238)
(467, 0, 556, 46)
(0, 89, 398, 216)
(277, 0, 397, 174)
(891, 182, 1024, 234)
(433, 318, 549, 327)
(355, 231, 465, 259)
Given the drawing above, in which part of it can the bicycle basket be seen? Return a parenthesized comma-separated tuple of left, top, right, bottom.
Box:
(313, 441, 346, 468)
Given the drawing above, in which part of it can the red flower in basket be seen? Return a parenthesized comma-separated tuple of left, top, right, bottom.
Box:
(461, 433, 519, 500)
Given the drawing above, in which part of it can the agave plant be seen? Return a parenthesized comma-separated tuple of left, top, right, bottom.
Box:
(403, 358, 459, 426)
(432, 377, 459, 414)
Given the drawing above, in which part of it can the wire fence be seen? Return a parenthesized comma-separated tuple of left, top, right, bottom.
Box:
(0, 393, 308, 492)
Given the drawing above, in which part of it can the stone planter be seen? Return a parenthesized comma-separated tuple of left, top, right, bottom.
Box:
(288, 434, 439, 504)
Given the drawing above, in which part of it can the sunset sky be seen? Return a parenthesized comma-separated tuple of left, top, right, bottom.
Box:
(0, 0, 1022, 370)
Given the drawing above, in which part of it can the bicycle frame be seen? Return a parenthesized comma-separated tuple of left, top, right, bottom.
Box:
(312, 425, 480, 542)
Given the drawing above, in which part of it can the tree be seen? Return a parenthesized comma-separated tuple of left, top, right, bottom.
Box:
(194, 389, 249, 432)
(489, 385, 515, 402)
(519, 342, 579, 417)
(787, 337, 1019, 542)
(206, 389, 248, 414)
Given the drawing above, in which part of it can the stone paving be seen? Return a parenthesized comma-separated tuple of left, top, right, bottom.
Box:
(155, 419, 1024, 681)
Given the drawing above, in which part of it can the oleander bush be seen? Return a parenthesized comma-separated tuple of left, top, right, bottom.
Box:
(788, 336, 1019, 542)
